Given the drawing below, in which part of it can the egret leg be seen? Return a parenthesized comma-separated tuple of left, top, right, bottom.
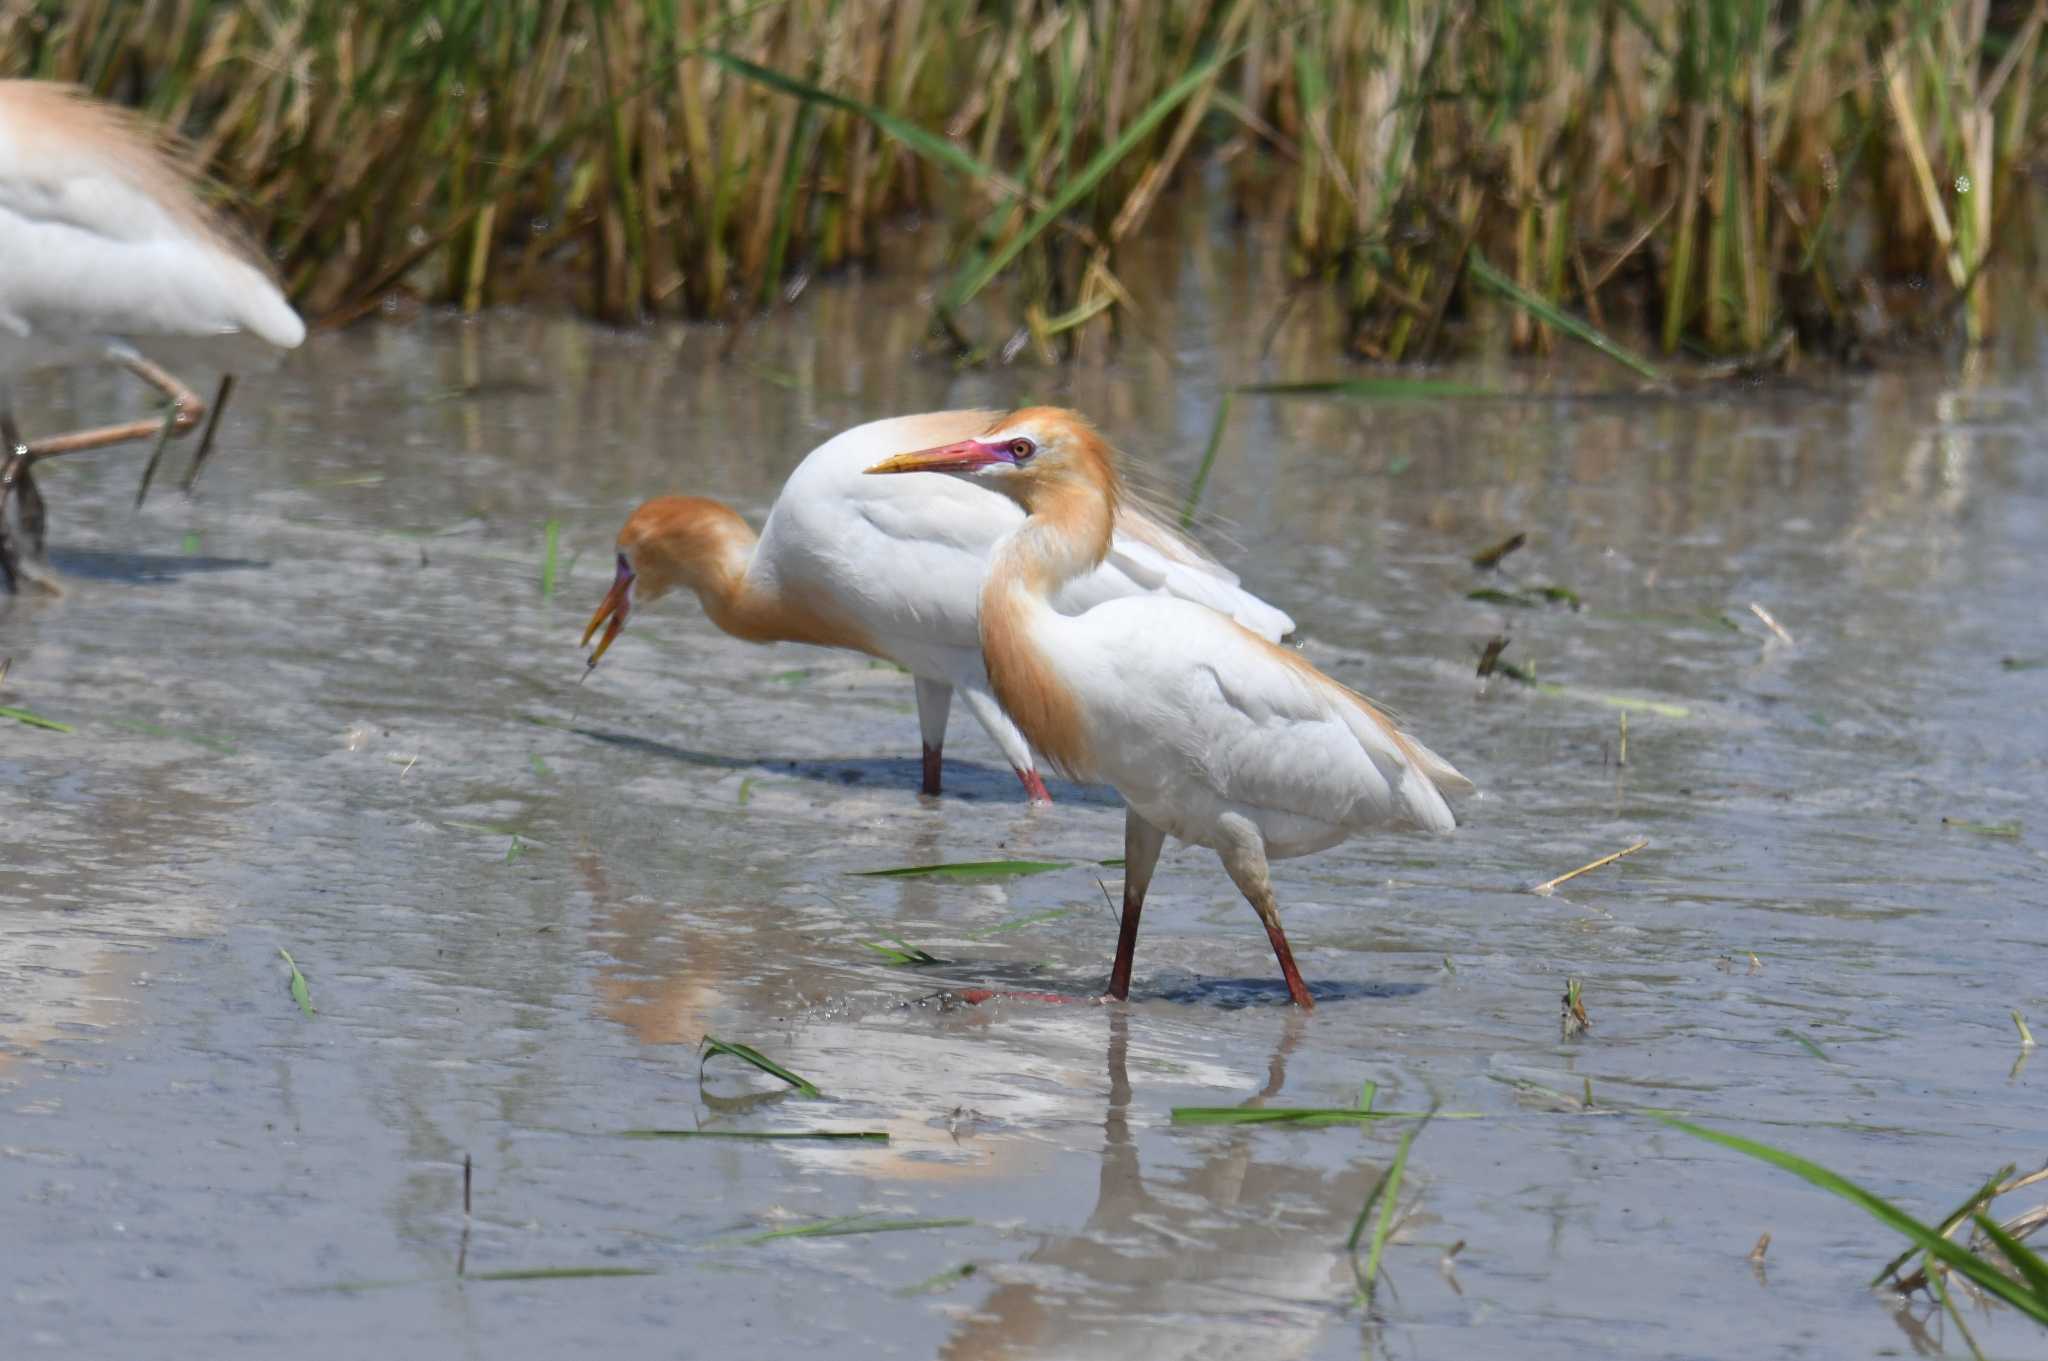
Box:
(21, 347, 209, 508)
(1104, 810, 1166, 1002)
(177, 374, 236, 494)
(956, 685, 1052, 807)
(0, 452, 50, 593)
(913, 676, 953, 796)
(1216, 819, 1315, 1010)
(0, 406, 23, 592)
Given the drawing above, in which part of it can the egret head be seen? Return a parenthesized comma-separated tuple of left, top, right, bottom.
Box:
(581, 496, 752, 668)
(863, 407, 1116, 508)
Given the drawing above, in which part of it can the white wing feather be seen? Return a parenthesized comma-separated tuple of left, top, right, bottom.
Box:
(756, 412, 1294, 653)
(1063, 597, 1465, 838)
(0, 81, 303, 374)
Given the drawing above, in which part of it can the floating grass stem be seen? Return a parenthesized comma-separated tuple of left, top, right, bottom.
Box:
(0, 705, 72, 733)
(721, 1215, 972, 1247)
(619, 1129, 888, 1142)
(852, 860, 1070, 881)
(1532, 840, 1650, 895)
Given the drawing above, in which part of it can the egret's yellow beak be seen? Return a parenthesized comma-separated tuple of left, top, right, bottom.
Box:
(581, 554, 634, 669)
(865, 438, 1009, 475)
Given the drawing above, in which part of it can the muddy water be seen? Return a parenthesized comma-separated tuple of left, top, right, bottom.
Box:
(3, 241, 2046, 1359)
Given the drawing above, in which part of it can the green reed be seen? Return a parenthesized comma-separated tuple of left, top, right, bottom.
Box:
(4, 0, 2037, 360)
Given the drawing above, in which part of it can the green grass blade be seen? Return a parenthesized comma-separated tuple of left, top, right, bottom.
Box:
(0, 705, 72, 732)
(727, 1215, 972, 1246)
(1468, 252, 1666, 384)
(1180, 392, 1233, 529)
(1870, 1163, 2015, 1287)
(1941, 818, 2021, 838)
(279, 948, 316, 1017)
(852, 860, 1070, 881)
(705, 49, 1000, 185)
(466, 1266, 657, 1281)
(539, 519, 560, 598)
(1975, 1212, 2048, 1300)
(700, 1036, 820, 1098)
(1779, 1028, 1833, 1063)
(1171, 1106, 1474, 1126)
(861, 937, 946, 966)
(942, 43, 1238, 313)
(1656, 1116, 2048, 1324)
(1351, 1119, 1423, 1301)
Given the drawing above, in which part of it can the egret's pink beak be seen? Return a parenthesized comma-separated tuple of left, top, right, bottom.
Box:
(865, 439, 1009, 475)
(581, 553, 634, 668)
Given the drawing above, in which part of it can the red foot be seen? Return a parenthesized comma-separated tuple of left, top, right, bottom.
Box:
(1015, 768, 1052, 806)
(921, 743, 943, 796)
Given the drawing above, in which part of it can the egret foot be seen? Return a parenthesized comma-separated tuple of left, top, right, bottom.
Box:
(1015, 768, 1052, 806)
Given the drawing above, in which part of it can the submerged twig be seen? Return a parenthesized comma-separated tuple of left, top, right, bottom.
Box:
(1748, 602, 1795, 646)
(1531, 839, 1649, 896)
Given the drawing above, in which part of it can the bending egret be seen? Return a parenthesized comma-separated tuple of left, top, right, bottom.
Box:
(868, 408, 1470, 1008)
(581, 409, 1293, 805)
(0, 80, 306, 591)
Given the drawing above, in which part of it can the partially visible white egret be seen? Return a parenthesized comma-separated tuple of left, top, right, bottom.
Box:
(0, 80, 305, 591)
(581, 409, 1294, 805)
(867, 407, 1471, 1008)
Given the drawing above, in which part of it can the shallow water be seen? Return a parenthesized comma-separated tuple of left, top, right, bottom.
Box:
(4, 235, 2047, 1359)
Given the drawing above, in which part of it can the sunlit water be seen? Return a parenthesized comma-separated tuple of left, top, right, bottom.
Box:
(3, 215, 2046, 1358)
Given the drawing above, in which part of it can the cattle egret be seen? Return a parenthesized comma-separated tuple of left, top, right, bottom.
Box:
(581, 409, 1294, 804)
(867, 408, 1471, 1008)
(0, 80, 306, 591)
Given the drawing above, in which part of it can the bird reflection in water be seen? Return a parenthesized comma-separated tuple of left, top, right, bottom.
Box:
(938, 1014, 1412, 1361)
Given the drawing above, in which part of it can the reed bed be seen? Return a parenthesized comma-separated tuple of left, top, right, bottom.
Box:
(5, 0, 2041, 361)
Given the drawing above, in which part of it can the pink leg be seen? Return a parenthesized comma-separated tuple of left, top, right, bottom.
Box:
(1260, 916, 1317, 1010)
(1218, 825, 1316, 1009)
(1104, 812, 1166, 1002)
(1015, 768, 1053, 806)
(921, 743, 943, 796)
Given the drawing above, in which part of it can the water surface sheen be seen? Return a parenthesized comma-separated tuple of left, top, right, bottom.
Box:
(3, 257, 2046, 1358)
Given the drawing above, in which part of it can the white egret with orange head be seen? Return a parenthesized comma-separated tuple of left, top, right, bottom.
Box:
(581, 409, 1293, 805)
(0, 80, 305, 591)
(867, 408, 1471, 1008)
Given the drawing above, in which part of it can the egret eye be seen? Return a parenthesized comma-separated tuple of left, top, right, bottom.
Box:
(1008, 438, 1036, 461)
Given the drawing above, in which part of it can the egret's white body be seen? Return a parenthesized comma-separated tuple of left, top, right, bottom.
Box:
(867, 407, 1470, 1007)
(1037, 595, 1463, 856)
(0, 80, 305, 591)
(583, 409, 1293, 803)
(0, 80, 304, 379)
